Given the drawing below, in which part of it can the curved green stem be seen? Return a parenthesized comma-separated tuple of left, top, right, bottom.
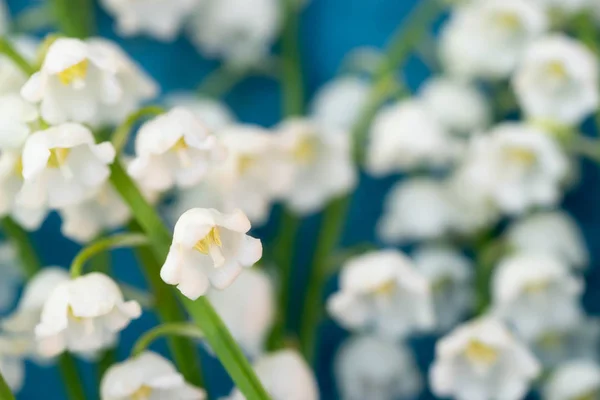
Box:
(0, 368, 15, 400)
(0, 37, 35, 76)
(58, 354, 87, 400)
(112, 106, 165, 154)
(50, 0, 95, 38)
(132, 323, 204, 357)
(1, 218, 40, 279)
(70, 233, 149, 278)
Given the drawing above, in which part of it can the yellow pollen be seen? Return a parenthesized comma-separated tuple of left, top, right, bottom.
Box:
(57, 59, 89, 85)
(465, 340, 498, 365)
(545, 60, 567, 80)
(523, 280, 550, 294)
(494, 12, 521, 31)
(505, 147, 537, 167)
(237, 154, 256, 174)
(293, 136, 318, 164)
(67, 305, 83, 322)
(131, 385, 153, 400)
(171, 137, 188, 152)
(13, 157, 23, 176)
(373, 280, 396, 296)
(193, 227, 222, 254)
(47, 148, 71, 168)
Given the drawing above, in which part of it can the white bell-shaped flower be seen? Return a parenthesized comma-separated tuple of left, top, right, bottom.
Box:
(35, 272, 142, 357)
(418, 77, 491, 136)
(161, 208, 262, 300)
(128, 107, 225, 192)
(0, 337, 25, 393)
(100, 0, 200, 41)
(187, 0, 280, 66)
(223, 349, 318, 400)
(327, 250, 434, 339)
(455, 123, 568, 214)
(18, 123, 115, 210)
(277, 118, 357, 215)
(0, 93, 39, 150)
(366, 100, 458, 176)
(440, 0, 547, 79)
(430, 316, 540, 400)
(491, 252, 584, 341)
(335, 335, 422, 400)
(506, 211, 588, 270)
(101, 351, 205, 400)
(207, 269, 274, 357)
(513, 34, 599, 126)
(166, 92, 235, 131)
(544, 360, 600, 400)
(0, 36, 37, 95)
(0, 243, 23, 314)
(413, 245, 474, 332)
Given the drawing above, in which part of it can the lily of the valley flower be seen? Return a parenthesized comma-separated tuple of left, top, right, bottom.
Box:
(167, 92, 235, 131)
(544, 360, 600, 400)
(18, 123, 116, 209)
(335, 335, 423, 400)
(35, 272, 142, 357)
(161, 208, 263, 300)
(430, 317, 540, 400)
(0, 93, 39, 149)
(101, 351, 205, 400)
(327, 250, 434, 339)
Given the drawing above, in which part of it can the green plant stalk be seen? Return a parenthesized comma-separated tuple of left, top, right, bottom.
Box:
(0, 368, 15, 400)
(58, 354, 87, 400)
(50, 0, 95, 38)
(112, 105, 165, 154)
(132, 323, 204, 356)
(110, 160, 270, 399)
(0, 38, 35, 75)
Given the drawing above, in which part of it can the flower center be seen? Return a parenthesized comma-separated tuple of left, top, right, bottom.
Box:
(193, 227, 222, 254)
(131, 385, 153, 400)
(464, 340, 498, 365)
(293, 135, 318, 164)
(47, 148, 71, 168)
(544, 60, 567, 81)
(523, 279, 550, 294)
(67, 305, 83, 322)
(504, 147, 537, 167)
(171, 137, 188, 152)
(13, 156, 23, 176)
(57, 59, 89, 86)
(372, 279, 396, 296)
(493, 12, 521, 32)
(237, 154, 256, 174)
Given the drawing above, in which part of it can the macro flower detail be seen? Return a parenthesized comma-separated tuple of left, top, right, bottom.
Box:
(160, 208, 263, 300)
(544, 360, 600, 400)
(166, 92, 235, 131)
(0, 93, 39, 149)
(35, 272, 142, 357)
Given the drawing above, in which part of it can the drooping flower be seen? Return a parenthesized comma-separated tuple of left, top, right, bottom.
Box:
(160, 208, 262, 300)
(513, 34, 599, 126)
(0, 243, 23, 314)
(207, 269, 274, 357)
(0, 93, 39, 150)
(327, 250, 434, 339)
(101, 351, 205, 400)
(127, 107, 225, 192)
(18, 123, 116, 209)
(335, 335, 423, 400)
(544, 360, 600, 400)
(277, 118, 357, 215)
(166, 92, 235, 131)
(35, 272, 142, 357)
(223, 349, 318, 400)
(430, 316, 540, 400)
(491, 252, 583, 341)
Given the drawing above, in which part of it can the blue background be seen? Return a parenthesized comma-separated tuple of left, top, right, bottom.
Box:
(5, 0, 600, 399)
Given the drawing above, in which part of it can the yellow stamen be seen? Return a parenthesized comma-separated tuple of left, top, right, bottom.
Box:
(13, 157, 23, 176)
(494, 12, 521, 31)
(373, 280, 396, 296)
(237, 154, 255, 174)
(131, 385, 153, 400)
(545, 60, 567, 80)
(293, 135, 318, 164)
(465, 340, 498, 365)
(193, 227, 222, 254)
(67, 306, 83, 322)
(523, 280, 550, 294)
(47, 148, 70, 168)
(505, 147, 537, 167)
(171, 137, 188, 152)
(57, 59, 89, 85)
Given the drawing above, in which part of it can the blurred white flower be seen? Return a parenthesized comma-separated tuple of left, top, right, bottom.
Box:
(430, 316, 540, 400)
(0, 337, 25, 393)
(100, 0, 200, 41)
(207, 268, 274, 357)
(0, 36, 37, 95)
(513, 34, 599, 126)
(0, 243, 22, 314)
(492, 253, 583, 341)
(161, 208, 262, 300)
(544, 360, 600, 400)
(533, 0, 592, 16)
(0, 93, 39, 149)
(277, 118, 356, 215)
(377, 178, 455, 243)
(17, 123, 115, 210)
(35, 272, 142, 357)
(327, 250, 434, 339)
(440, 0, 547, 79)
(366, 100, 458, 176)
(413, 245, 474, 332)
(166, 93, 235, 131)
(456, 123, 568, 214)
(187, 0, 280, 66)
(335, 335, 422, 400)
(418, 77, 491, 136)
(224, 349, 318, 400)
(506, 211, 588, 269)
(310, 76, 370, 132)
(101, 351, 205, 400)
(127, 107, 225, 192)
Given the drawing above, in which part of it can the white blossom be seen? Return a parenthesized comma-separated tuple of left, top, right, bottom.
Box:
(413, 245, 474, 332)
(35, 272, 142, 357)
(491, 253, 583, 341)
(161, 208, 262, 300)
(101, 351, 205, 400)
(0, 243, 23, 314)
(506, 211, 588, 269)
(430, 316, 540, 400)
(223, 349, 318, 400)
(440, 0, 547, 79)
(100, 0, 200, 41)
(366, 100, 458, 176)
(0, 337, 25, 393)
(335, 335, 422, 400)
(18, 123, 116, 210)
(0, 93, 39, 149)
(513, 34, 599, 126)
(277, 118, 357, 215)
(327, 250, 434, 339)
(544, 360, 600, 400)
(207, 269, 274, 357)
(533, 0, 592, 16)
(0, 36, 37, 95)
(166, 92, 235, 131)
(127, 107, 225, 192)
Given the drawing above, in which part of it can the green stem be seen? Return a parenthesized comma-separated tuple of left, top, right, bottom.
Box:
(474, 239, 506, 314)
(0, 37, 35, 76)
(132, 323, 204, 357)
(110, 160, 270, 399)
(58, 353, 87, 400)
(0, 368, 15, 400)
(50, 0, 95, 38)
(1, 218, 40, 279)
(112, 106, 165, 154)
(97, 347, 117, 381)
